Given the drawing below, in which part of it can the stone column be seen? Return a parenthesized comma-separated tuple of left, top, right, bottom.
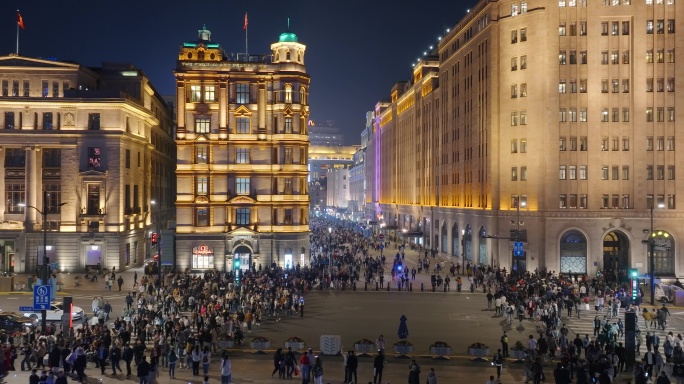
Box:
(24, 146, 37, 224)
(219, 79, 228, 138)
(176, 81, 186, 137)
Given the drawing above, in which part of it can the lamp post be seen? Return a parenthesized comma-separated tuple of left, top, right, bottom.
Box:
(20, 191, 66, 333)
(649, 202, 665, 305)
(151, 200, 162, 288)
(515, 200, 527, 241)
(461, 228, 465, 271)
(328, 227, 332, 273)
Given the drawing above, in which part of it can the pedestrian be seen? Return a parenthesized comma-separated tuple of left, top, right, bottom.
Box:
(117, 276, 124, 291)
(299, 351, 310, 383)
(271, 348, 283, 377)
(532, 357, 545, 384)
(501, 332, 509, 357)
(191, 345, 201, 376)
(110, 344, 122, 375)
(408, 359, 421, 384)
(134, 271, 138, 286)
(493, 348, 504, 379)
(426, 367, 438, 384)
(167, 349, 177, 378)
(97, 343, 108, 375)
(220, 352, 231, 384)
(373, 350, 386, 384)
(123, 344, 134, 376)
(137, 356, 150, 384)
(312, 357, 323, 384)
(346, 350, 358, 383)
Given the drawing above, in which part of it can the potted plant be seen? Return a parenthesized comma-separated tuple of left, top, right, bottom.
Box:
(250, 336, 270, 354)
(392, 340, 413, 358)
(510, 341, 527, 362)
(285, 336, 305, 351)
(354, 338, 375, 356)
(430, 341, 452, 360)
(468, 342, 490, 362)
(217, 334, 234, 350)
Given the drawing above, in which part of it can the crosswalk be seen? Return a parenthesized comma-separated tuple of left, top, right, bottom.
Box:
(560, 309, 678, 343)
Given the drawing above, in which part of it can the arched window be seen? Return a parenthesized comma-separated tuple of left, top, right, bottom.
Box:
(478, 226, 487, 265)
(300, 87, 306, 105)
(560, 230, 587, 274)
(440, 223, 448, 253)
(297, 51, 302, 62)
(274, 51, 280, 61)
(651, 230, 675, 275)
(285, 84, 293, 103)
(286, 51, 291, 61)
(451, 223, 459, 256)
(464, 225, 473, 261)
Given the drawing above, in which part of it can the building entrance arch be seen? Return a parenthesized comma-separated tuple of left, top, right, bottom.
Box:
(560, 230, 587, 274)
(441, 223, 448, 253)
(603, 231, 629, 278)
(464, 225, 472, 262)
(233, 245, 252, 271)
(452, 223, 459, 257)
(478, 226, 487, 265)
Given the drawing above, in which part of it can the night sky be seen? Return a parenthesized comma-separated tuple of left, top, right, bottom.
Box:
(4, 0, 477, 144)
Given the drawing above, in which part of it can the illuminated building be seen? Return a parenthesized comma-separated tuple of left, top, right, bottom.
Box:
(307, 119, 344, 146)
(174, 26, 311, 270)
(308, 145, 358, 211)
(366, 0, 684, 276)
(0, 56, 175, 273)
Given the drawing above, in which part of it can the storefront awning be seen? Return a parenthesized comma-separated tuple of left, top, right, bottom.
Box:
(404, 231, 423, 238)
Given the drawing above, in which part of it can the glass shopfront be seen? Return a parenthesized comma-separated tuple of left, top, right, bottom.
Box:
(192, 245, 214, 269)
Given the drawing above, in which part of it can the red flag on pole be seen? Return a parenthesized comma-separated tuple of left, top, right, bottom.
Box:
(17, 11, 25, 30)
(243, 12, 248, 31)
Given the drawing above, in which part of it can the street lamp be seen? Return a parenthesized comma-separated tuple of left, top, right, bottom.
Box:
(649, 202, 665, 305)
(327, 227, 332, 273)
(19, 191, 67, 333)
(515, 200, 527, 241)
(461, 228, 465, 270)
(151, 200, 162, 287)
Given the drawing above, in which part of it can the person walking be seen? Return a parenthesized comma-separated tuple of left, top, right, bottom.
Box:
(219, 352, 231, 384)
(408, 359, 421, 384)
(311, 357, 323, 384)
(346, 350, 358, 383)
(191, 345, 201, 376)
(201, 347, 211, 376)
(373, 350, 386, 384)
(117, 275, 124, 291)
(501, 332, 509, 357)
(299, 351, 310, 384)
(167, 349, 177, 378)
(271, 348, 283, 377)
(110, 344, 122, 375)
(137, 356, 150, 384)
(426, 367, 438, 384)
(493, 349, 504, 379)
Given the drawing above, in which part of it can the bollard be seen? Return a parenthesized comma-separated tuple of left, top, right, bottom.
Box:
(387, 282, 390, 291)
(376, 282, 379, 291)
(410, 283, 413, 292)
(421, 283, 424, 292)
(365, 282, 368, 291)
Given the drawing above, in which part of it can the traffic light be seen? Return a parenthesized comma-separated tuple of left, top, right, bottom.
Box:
(151, 233, 158, 245)
(234, 259, 240, 270)
(629, 268, 639, 301)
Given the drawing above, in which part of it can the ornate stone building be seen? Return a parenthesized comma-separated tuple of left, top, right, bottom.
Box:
(366, 0, 684, 277)
(174, 26, 310, 271)
(0, 56, 175, 273)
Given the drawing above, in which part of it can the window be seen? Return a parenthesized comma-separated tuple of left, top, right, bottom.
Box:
(125, 149, 131, 168)
(41, 80, 48, 97)
(612, 21, 619, 35)
(559, 22, 566, 36)
(195, 208, 209, 227)
(511, 195, 520, 208)
(621, 137, 629, 151)
(647, 20, 654, 34)
(647, 78, 654, 92)
(657, 107, 665, 122)
(88, 147, 101, 168)
(647, 165, 654, 180)
(44, 184, 62, 214)
(236, 83, 250, 104)
(612, 136, 619, 151)
(88, 113, 100, 130)
(511, 30, 518, 43)
(646, 107, 653, 122)
(601, 166, 609, 180)
(580, 51, 587, 64)
(559, 195, 567, 209)
(284, 178, 293, 194)
(657, 78, 664, 92)
(204, 85, 215, 102)
(622, 50, 630, 64)
(511, 57, 517, 71)
(667, 78, 675, 92)
(196, 177, 208, 195)
(42, 112, 53, 130)
(580, 194, 587, 209)
(511, 167, 518, 181)
(569, 80, 577, 93)
(647, 137, 654, 151)
(284, 147, 293, 164)
(569, 109, 577, 122)
(559, 109, 566, 122)
(519, 111, 527, 125)
(580, 21, 587, 35)
(622, 108, 630, 122)
(657, 136, 665, 151)
(611, 51, 619, 65)
(511, 85, 518, 98)
(612, 79, 619, 93)
(236, 148, 249, 164)
(196, 145, 208, 164)
(657, 165, 665, 180)
(520, 138, 527, 153)
(578, 109, 587, 122)
(601, 51, 609, 65)
(512, 3, 519, 16)
(612, 108, 619, 122)
(236, 177, 250, 195)
(668, 49, 675, 63)
(657, 49, 664, 63)
(622, 21, 630, 35)
(668, 165, 675, 180)
(668, 19, 675, 33)
(569, 22, 577, 36)
(559, 136, 567, 151)
(22, 80, 29, 97)
(520, 83, 527, 97)
(667, 136, 675, 151)
(601, 79, 609, 93)
(11, 80, 18, 97)
(511, 112, 518, 126)
(284, 85, 293, 103)
(601, 137, 608, 151)
(236, 117, 250, 134)
(568, 194, 577, 209)
(612, 195, 619, 208)
(190, 85, 202, 102)
(602, 195, 609, 209)
(236, 208, 250, 225)
(622, 195, 630, 209)
(43, 149, 61, 167)
(601, 22, 609, 35)
(511, 139, 518, 153)
(601, 108, 609, 122)
(284, 117, 293, 133)
(559, 165, 567, 180)
(647, 50, 653, 63)
(521, 3, 528, 13)
(5, 183, 25, 213)
(622, 166, 630, 180)
(579, 165, 587, 180)
(580, 137, 587, 151)
(521, 166, 527, 181)
(520, 28, 527, 41)
(520, 56, 527, 69)
(569, 165, 577, 180)
(668, 194, 676, 210)
(668, 107, 675, 122)
(195, 117, 210, 134)
(657, 19, 664, 34)
(559, 50, 566, 65)
(612, 166, 619, 180)
(559, 79, 566, 94)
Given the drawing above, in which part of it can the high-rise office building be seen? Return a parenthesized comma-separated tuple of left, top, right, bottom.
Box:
(366, 0, 683, 277)
(174, 26, 311, 271)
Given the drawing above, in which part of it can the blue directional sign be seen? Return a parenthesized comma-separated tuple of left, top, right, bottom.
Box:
(513, 241, 524, 257)
(19, 306, 38, 312)
(33, 285, 51, 310)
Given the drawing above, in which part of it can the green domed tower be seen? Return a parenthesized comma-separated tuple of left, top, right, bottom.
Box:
(271, 19, 306, 65)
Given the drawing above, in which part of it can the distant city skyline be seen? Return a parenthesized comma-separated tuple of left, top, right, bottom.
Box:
(1, 0, 476, 145)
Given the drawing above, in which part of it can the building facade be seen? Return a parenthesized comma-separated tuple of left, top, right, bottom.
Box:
(0, 56, 175, 273)
(366, 0, 684, 277)
(307, 119, 344, 146)
(308, 145, 358, 213)
(326, 168, 350, 210)
(174, 26, 311, 271)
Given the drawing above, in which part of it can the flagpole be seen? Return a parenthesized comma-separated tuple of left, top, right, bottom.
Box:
(245, 17, 248, 58)
(16, 10, 19, 55)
